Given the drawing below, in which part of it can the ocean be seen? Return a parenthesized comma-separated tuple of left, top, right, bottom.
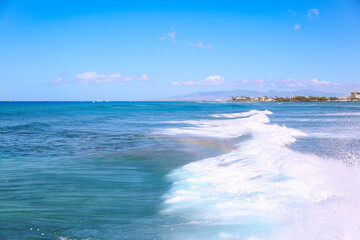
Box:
(1, 101, 360, 240)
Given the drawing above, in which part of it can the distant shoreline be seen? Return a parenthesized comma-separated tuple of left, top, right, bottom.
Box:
(229, 95, 360, 103)
(1, 100, 360, 103)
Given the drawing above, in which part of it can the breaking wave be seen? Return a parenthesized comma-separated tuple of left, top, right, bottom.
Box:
(160, 110, 360, 239)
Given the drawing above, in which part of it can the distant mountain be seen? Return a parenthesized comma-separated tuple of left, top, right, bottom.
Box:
(156, 89, 342, 101)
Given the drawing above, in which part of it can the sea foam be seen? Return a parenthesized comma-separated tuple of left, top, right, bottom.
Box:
(160, 110, 360, 239)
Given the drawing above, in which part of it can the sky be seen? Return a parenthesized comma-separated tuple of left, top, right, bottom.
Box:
(0, 0, 360, 100)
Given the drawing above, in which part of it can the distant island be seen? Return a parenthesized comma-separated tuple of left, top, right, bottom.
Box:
(230, 90, 360, 102)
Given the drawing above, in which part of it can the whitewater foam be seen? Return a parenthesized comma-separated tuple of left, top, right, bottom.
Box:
(160, 110, 360, 239)
(211, 110, 273, 118)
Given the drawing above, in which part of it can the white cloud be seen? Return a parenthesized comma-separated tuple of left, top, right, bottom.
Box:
(134, 74, 150, 81)
(51, 77, 68, 85)
(172, 75, 225, 86)
(75, 72, 150, 84)
(189, 40, 213, 49)
(76, 72, 125, 84)
(120, 76, 132, 83)
(279, 78, 339, 88)
(294, 24, 301, 31)
(202, 76, 225, 85)
(172, 76, 339, 90)
(161, 31, 177, 45)
(307, 9, 319, 19)
(279, 78, 306, 87)
(230, 79, 271, 86)
(308, 78, 338, 86)
(172, 78, 267, 87)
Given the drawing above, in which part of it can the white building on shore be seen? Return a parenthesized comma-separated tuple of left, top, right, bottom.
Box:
(350, 90, 360, 100)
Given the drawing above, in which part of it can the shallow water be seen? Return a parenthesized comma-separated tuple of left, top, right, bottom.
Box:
(1, 101, 360, 239)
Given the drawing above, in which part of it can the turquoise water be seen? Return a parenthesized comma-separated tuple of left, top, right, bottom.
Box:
(1, 102, 360, 240)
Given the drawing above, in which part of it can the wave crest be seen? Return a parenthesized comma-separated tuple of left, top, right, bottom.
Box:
(160, 110, 360, 239)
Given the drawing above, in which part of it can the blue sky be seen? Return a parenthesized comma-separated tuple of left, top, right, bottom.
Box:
(1, 0, 360, 100)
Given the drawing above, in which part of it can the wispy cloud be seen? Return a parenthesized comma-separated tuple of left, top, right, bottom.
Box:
(308, 78, 338, 86)
(188, 40, 213, 49)
(294, 23, 301, 31)
(241, 79, 250, 84)
(171, 76, 340, 91)
(232, 79, 272, 87)
(76, 72, 126, 84)
(279, 78, 306, 87)
(234, 78, 339, 90)
(134, 74, 150, 81)
(75, 72, 149, 84)
(288, 9, 297, 17)
(51, 77, 68, 85)
(172, 77, 271, 87)
(279, 78, 339, 88)
(161, 28, 177, 45)
(172, 75, 225, 86)
(307, 9, 319, 19)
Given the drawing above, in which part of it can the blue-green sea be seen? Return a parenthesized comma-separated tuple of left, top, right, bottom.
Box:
(1, 101, 360, 240)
